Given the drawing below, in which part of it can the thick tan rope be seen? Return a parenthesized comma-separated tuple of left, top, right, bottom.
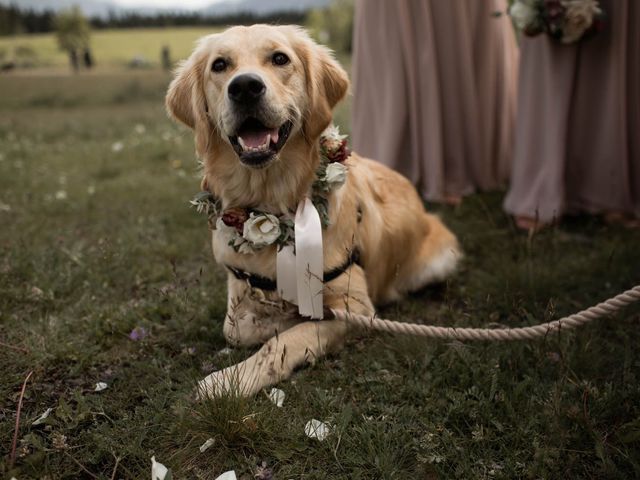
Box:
(331, 285, 640, 341)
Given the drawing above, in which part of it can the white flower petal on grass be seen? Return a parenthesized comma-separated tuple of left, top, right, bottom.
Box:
(32, 407, 53, 426)
(0, 201, 11, 212)
(151, 456, 172, 480)
(94, 382, 108, 392)
(215, 471, 237, 480)
(304, 419, 331, 441)
(111, 141, 124, 153)
(199, 437, 215, 453)
(268, 388, 285, 407)
(217, 347, 233, 356)
(135, 123, 146, 134)
(87, 185, 96, 195)
(55, 190, 67, 200)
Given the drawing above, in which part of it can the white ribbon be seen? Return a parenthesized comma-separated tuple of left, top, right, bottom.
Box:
(276, 197, 324, 319)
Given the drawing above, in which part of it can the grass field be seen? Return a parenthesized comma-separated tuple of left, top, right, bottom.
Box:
(1, 64, 640, 478)
(0, 27, 221, 69)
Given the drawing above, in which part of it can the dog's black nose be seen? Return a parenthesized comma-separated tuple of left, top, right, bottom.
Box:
(228, 73, 266, 105)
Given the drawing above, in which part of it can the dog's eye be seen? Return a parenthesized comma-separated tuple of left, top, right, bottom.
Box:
(272, 52, 290, 66)
(212, 58, 227, 73)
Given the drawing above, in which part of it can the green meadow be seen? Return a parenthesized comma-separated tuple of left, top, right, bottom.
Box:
(1, 34, 640, 479)
(0, 27, 220, 68)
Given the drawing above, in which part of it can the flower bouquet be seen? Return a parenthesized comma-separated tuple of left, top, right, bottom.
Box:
(509, 0, 605, 44)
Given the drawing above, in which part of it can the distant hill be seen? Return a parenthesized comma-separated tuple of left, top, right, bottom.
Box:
(0, 0, 331, 18)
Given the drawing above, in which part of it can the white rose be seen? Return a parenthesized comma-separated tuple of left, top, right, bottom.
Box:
(324, 162, 347, 187)
(509, 0, 538, 31)
(242, 213, 281, 246)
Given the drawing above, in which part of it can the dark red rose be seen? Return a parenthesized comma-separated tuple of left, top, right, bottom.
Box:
(324, 139, 351, 163)
(221, 207, 248, 233)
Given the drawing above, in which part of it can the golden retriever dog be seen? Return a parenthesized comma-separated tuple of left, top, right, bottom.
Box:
(166, 25, 461, 398)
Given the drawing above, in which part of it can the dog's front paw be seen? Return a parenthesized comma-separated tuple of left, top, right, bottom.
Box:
(196, 370, 235, 400)
(196, 365, 260, 400)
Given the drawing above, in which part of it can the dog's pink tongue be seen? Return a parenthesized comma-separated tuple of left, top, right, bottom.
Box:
(239, 128, 279, 148)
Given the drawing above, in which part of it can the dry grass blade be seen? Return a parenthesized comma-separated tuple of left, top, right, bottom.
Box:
(110, 452, 121, 480)
(10, 370, 33, 468)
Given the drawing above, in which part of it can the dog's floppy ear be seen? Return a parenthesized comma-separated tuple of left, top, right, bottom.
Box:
(286, 27, 349, 140)
(166, 50, 212, 155)
(166, 54, 204, 129)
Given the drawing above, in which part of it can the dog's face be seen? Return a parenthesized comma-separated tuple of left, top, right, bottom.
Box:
(166, 25, 349, 170)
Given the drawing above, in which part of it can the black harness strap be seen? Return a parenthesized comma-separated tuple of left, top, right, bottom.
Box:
(226, 249, 362, 292)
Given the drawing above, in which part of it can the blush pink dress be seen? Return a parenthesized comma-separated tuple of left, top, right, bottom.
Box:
(350, 0, 518, 201)
(504, 0, 640, 222)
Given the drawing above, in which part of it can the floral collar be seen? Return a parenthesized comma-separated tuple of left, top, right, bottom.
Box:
(190, 125, 350, 254)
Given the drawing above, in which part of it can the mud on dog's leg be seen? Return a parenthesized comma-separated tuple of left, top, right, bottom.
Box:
(198, 266, 374, 398)
(222, 276, 299, 347)
(198, 318, 349, 397)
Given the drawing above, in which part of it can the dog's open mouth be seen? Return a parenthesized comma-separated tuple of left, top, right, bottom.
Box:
(229, 118, 293, 168)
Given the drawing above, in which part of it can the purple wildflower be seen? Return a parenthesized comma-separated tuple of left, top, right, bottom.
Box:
(128, 326, 148, 341)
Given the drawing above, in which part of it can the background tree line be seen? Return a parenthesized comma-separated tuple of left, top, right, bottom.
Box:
(0, 5, 306, 36)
